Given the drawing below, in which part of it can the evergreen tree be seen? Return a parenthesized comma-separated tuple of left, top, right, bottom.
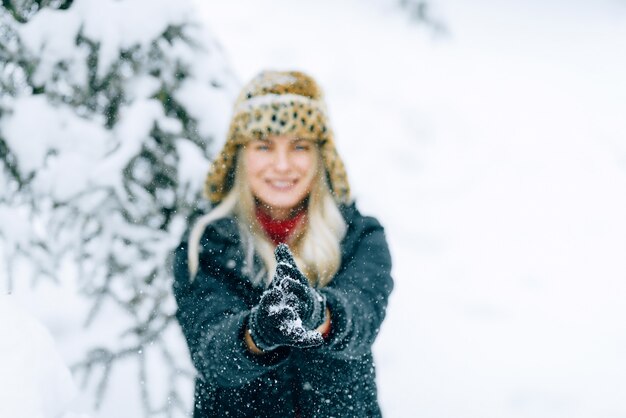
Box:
(0, 0, 237, 415)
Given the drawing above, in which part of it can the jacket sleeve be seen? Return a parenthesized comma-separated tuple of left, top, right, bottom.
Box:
(317, 216, 394, 359)
(172, 238, 288, 388)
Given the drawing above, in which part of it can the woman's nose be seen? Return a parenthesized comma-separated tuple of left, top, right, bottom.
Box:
(273, 149, 290, 171)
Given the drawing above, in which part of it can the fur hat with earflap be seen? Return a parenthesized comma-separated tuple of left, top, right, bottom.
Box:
(204, 70, 351, 204)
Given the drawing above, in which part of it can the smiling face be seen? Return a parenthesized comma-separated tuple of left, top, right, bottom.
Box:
(243, 135, 319, 220)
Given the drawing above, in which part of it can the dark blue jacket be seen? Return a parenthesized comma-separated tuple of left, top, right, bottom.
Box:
(172, 203, 393, 417)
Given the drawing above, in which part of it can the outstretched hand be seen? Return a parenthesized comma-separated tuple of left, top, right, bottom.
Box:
(273, 244, 326, 329)
(248, 244, 327, 351)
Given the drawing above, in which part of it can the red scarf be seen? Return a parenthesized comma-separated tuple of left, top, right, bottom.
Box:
(255, 207, 306, 245)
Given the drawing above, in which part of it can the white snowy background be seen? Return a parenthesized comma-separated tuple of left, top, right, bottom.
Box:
(3, 0, 626, 417)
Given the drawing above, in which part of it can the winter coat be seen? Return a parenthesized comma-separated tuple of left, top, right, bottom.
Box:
(172, 203, 394, 417)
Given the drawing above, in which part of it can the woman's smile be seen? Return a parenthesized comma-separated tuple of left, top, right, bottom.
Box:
(266, 178, 297, 190)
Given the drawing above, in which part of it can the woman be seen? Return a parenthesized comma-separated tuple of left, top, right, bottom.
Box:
(173, 70, 393, 417)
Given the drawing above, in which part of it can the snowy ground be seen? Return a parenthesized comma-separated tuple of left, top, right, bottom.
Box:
(192, 0, 626, 417)
(3, 0, 626, 417)
(0, 296, 77, 418)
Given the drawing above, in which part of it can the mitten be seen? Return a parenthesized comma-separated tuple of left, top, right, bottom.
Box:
(248, 244, 326, 351)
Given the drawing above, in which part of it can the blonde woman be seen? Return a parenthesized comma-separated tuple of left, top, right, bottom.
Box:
(173, 71, 393, 417)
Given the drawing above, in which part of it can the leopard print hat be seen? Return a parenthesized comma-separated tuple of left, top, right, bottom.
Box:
(204, 70, 351, 204)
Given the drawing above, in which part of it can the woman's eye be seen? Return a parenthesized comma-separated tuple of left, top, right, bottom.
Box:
(294, 143, 310, 151)
(255, 144, 270, 151)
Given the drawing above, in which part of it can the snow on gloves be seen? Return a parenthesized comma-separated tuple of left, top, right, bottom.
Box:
(248, 244, 327, 351)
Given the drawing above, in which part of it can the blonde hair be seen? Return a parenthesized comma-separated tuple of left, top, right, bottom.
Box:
(188, 147, 347, 288)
